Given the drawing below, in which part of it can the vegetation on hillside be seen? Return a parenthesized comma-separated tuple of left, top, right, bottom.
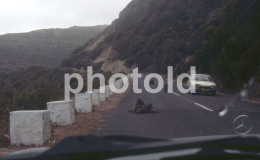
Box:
(64, 0, 259, 93)
(195, 0, 260, 91)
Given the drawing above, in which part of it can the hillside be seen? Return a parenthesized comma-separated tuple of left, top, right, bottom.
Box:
(0, 0, 259, 147)
(63, 0, 260, 93)
(0, 25, 107, 72)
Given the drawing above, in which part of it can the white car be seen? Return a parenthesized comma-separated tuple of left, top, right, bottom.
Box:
(188, 74, 216, 96)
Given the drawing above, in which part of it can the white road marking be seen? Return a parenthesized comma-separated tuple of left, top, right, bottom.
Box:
(173, 92, 180, 96)
(194, 103, 213, 112)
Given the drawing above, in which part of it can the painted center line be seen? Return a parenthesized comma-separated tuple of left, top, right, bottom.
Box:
(194, 103, 213, 112)
(173, 92, 180, 96)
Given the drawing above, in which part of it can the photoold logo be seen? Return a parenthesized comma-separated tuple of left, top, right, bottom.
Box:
(64, 66, 197, 100)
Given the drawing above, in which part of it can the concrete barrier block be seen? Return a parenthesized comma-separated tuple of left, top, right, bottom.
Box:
(119, 80, 123, 88)
(99, 87, 106, 102)
(105, 85, 110, 98)
(92, 89, 100, 105)
(120, 79, 124, 85)
(75, 93, 92, 113)
(120, 79, 123, 87)
(10, 110, 51, 146)
(114, 80, 120, 90)
(47, 100, 74, 126)
(108, 85, 113, 96)
(127, 74, 132, 79)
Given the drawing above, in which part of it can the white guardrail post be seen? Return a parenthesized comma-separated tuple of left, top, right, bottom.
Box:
(47, 100, 75, 126)
(105, 85, 110, 99)
(92, 89, 100, 105)
(99, 86, 106, 102)
(10, 110, 51, 146)
(75, 93, 92, 113)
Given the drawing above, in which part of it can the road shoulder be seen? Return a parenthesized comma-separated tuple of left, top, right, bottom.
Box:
(0, 88, 130, 155)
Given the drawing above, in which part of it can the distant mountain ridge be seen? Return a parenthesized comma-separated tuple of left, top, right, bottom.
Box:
(0, 25, 107, 72)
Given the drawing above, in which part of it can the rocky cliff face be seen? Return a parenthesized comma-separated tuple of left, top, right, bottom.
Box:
(63, 0, 259, 92)
(63, 0, 228, 73)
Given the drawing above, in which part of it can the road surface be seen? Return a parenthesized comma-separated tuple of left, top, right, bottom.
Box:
(93, 78, 260, 139)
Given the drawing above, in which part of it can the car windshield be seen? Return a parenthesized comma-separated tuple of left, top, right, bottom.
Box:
(194, 75, 212, 81)
(0, 0, 259, 159)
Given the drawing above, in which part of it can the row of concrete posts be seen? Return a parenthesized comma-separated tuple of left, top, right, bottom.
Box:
(9, 75, 131, 146)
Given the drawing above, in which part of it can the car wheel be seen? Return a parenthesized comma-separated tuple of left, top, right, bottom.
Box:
(211, 91, 216, 96)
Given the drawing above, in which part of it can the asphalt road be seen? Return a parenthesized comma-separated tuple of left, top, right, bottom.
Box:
(94, 78, 260, 139)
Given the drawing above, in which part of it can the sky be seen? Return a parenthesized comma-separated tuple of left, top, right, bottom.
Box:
(0, 0, 132, 35)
